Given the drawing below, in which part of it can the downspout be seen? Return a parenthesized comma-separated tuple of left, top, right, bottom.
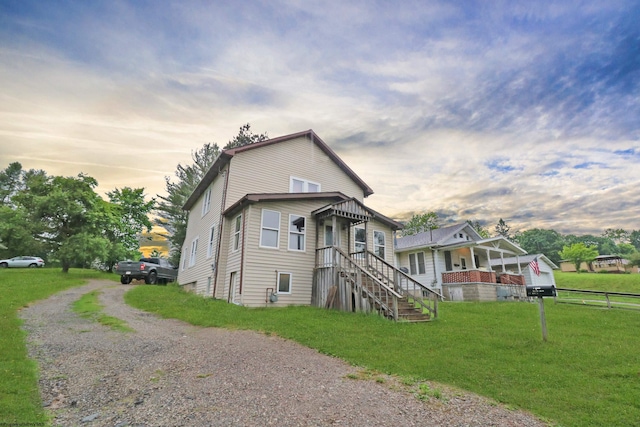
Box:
(212, 167, 230, 298)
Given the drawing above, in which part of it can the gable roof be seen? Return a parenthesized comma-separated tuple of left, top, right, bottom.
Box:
(395, 223, 482, 250)
(183, 130, 374, 211)
(223, 192, 350, 217)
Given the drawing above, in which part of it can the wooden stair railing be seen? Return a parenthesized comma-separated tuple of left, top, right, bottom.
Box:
(351, 250, 443, 320)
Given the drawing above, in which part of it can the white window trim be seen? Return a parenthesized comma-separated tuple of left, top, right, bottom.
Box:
(260, 209, 281, 249)
(202, 188, 212, 216)
(288, 214, 306, 252)
(232, 214, 242, 252)
(373, 230, 386, 259)
(181, 247, 188, 271)
(189, 237, 199, 267)
(354, 226, 366, 253)
(207, 224, 216, 259)
(409, 252, 426, 275)
(277, 271, 292, 294)
(289, 176, 321, 193)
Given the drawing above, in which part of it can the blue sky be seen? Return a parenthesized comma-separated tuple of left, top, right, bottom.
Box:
(1, 0, 639, 235)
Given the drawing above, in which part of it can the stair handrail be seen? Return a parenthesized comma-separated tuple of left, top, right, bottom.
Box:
(353, 250, 442, 319)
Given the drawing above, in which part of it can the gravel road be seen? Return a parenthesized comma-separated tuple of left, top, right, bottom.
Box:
(20, 280, 548, 426)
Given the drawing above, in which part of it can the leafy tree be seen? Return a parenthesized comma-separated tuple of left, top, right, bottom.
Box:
(0, 162, 24, 205)
(401, 212, 439, 236)
(467, 220, 489, 238)
(514, 228, 565, 264)
(155, 124, 268, 265)
(494, 218, 512, 240)
(603, 228, 629, 244)
(630, 230, 640, 251)
(627, 252, 640, 268)
(149, 249, 162, 257)
(565, 234, 617, 256)
(14, 172, 109, 272)
(102, 187, 155, 270)
(223, 123, 268, 149)
(558, 243, 599, 272)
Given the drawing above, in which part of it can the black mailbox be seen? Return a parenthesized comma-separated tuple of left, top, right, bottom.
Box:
(526, 285, 556, 297)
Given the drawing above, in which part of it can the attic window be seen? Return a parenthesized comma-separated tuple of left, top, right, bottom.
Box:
(290, 177, 320, 193)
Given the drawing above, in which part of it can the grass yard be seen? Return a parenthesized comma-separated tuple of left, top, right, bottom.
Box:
(0, 268, 118, 425)
(125, 283, 640, 427)
(554, 270, 640, 292)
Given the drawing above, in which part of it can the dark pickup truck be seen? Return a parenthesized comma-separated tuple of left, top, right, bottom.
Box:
(115, 257, 178, 285)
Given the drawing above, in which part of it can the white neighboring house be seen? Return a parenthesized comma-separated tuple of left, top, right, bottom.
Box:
(177, 130, 440, 321)
(490, 254, 558, 292)
(395, 222, 554, 302)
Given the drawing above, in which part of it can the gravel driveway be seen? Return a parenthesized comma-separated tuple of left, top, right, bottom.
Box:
(20, 280, 548, 426)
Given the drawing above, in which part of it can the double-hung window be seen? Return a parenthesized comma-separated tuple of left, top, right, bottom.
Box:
(232, 215, 242, 252)
(288, 215, 305, 251)
(373, 230, 385, 259)
(409, 252, 426, 275)
(260, 209, 280, 249)
(207, 224, 216, 258)
(290, 177, 320, 193)
(202, 188, 212, 216)
(189, 237, 199, 267)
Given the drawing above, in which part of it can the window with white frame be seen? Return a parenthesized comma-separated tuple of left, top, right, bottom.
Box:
(202, 188, 212, 216)
(409, 252, 426, 275)
(260, 209, 280, 248)
(189, 237, 199, 267)
(355, 227, 366, 253)
(181, 247, 188, 270)
(232, 214, 242, 252)
(277, 272, 292, 294)
(288, 214, 305, 251)
(373, 230, 385, 258)
(207, 224, 216, 258)
(290, 177, 320, 193)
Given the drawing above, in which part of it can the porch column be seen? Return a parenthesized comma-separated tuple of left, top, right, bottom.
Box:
(364, 220, 369, 268)
(485, 248, 492, 271)
(470, 247, 477, 269)
(433, 250, 440, 287)
(517, 255, 522, 274)
(500, 252, 506, 272)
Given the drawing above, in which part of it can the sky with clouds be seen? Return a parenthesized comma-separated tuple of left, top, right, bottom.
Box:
(1, 0, 639, 236)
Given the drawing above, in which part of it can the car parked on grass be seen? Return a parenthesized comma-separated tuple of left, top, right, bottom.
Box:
(0, 256, 45, 268)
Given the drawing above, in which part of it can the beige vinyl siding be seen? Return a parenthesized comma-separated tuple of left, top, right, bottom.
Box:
(237, 200, 325, 307)
(350, 220, 396, 264)
(224, 136, 365, 210)
(177, 165, 228, 295)
(220, 210, 244, 302)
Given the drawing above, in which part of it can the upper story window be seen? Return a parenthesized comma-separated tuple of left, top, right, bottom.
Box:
(207, 224, 216, 258)
(288, 214, 306, 251)
(354, 227, 366, 253)
(232, 214, 242, 252)
(409, 252, 426, 275)
(202, 188, 212, 216)
(373, 230, 385, 259)
(189, 237, 199, 267)
(290, 176, 320, 193)
(260, 209, 281, 249)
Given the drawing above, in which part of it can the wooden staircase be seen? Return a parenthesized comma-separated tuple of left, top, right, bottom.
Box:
(361, 275, 432, 322)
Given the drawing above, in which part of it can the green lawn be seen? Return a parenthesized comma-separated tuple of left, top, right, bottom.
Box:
(3, 269, 640, 426)
(0, 268, 118, 425)
(125, 282, 640, 427)
(554, 270, 640, 292)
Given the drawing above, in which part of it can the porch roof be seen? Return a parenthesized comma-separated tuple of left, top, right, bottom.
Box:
(312, 198, 404, 230)
(223, 192, 349, 216)
(490, 253, 559, 269)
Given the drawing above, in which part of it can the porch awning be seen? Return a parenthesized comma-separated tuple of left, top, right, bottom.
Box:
(312, 198, 403, 230)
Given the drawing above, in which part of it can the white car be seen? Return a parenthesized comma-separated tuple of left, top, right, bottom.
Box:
(0, 256, 45, 268)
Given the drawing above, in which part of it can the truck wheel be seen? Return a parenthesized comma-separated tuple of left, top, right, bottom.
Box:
(146, 271, 158, 285)
(120, 275, 132, 285)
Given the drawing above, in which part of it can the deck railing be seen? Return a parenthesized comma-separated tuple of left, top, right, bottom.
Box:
(351, 250, 442, 319)
(314, 246, 401, 320)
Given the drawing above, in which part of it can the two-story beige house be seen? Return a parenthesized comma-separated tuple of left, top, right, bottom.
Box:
(178, 130, 440, 321)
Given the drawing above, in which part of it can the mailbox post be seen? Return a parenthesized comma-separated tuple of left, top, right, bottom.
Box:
(526, 285, 556, 342)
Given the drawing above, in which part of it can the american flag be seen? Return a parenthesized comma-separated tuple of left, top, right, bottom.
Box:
(529, 257, 541, 276)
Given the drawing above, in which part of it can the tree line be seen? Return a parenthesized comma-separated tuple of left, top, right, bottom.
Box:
(0, 124, 267, 272)
(402, 213, 640, 269)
